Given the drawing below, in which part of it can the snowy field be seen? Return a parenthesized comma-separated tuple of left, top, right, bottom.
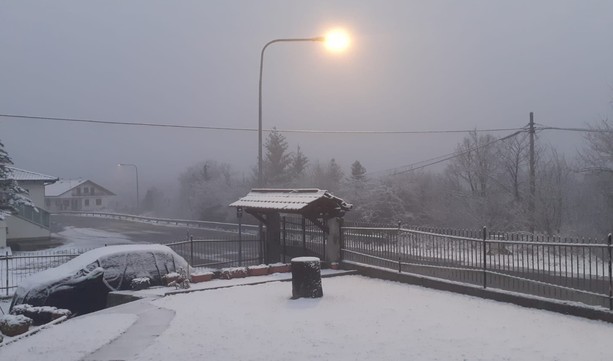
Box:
(3, 275, 613, 360)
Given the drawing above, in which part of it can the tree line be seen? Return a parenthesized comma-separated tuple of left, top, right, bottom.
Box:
(132, 120, 613, 238)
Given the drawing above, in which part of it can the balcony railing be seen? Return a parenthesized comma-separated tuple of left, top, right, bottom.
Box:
(15, 204, 50, 228)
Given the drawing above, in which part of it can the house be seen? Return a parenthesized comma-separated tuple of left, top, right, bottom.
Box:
(1, 167, 58, 247)
(45, 179, 115, 212)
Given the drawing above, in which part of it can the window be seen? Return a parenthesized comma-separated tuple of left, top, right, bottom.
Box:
(96, 199, 102, 206)
(84, 199, 90, 206)
(84, 187, 89, 194)
(45, 199, 51, 207)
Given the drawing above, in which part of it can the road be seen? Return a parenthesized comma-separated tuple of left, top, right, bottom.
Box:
(50, 214, 261, 268)
(51, 214, 246, 245)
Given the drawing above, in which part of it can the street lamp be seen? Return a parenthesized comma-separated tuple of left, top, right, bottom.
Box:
(117, 163, 139, 212)
(257, 29, 350, 186)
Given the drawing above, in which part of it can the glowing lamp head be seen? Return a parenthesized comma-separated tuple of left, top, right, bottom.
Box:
(324, 28, 350, 53)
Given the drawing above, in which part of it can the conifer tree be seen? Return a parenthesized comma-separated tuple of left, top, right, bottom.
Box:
(0, 140, 33, 219)
(263, 128, 291, 186)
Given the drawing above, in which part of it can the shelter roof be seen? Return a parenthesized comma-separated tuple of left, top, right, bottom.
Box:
(229, 188, 352, 217)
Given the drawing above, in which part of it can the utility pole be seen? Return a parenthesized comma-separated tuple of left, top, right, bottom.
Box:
(529, 112, 536, 233)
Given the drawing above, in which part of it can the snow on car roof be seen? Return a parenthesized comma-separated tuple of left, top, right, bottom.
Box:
(17, 244, 181, 290)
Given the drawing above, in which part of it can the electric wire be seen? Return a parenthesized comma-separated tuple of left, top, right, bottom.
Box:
(0, 113, 527, 135)
(373, 129, 527, 176)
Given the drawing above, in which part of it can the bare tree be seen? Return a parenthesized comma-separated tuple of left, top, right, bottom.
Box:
(534, 148, 571, 235)
(579, 118, 613, 173)
(178, 161, 246, 221)
(446, 131, 499, 197)
(497, 133, 530, 201)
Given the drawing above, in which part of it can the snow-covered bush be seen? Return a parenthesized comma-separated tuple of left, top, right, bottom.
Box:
(10, 304, 71, 326)
(130, 277, 151, 290)
(0, 314, 32, 337)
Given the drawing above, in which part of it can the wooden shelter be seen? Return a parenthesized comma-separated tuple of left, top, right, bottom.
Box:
(229, 188, 352, 263)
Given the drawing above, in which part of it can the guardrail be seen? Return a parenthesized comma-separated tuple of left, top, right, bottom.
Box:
(56, 211, 258, 234)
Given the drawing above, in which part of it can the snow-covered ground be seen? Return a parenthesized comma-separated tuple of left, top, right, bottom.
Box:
(2, 275, 613, 360)
(53, 226, 139, 249)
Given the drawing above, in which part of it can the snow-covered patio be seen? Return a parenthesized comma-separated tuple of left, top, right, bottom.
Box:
(2, 274, 613, 360)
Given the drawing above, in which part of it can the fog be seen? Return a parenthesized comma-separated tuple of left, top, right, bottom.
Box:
(1, 1, 612, 205)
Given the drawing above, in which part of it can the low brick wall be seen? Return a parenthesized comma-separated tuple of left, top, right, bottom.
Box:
(341, 261, 613, 324)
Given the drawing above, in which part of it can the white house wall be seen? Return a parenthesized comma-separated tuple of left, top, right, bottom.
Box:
(5, 215, 50, 241)
(0, 220, 6, 248)
(18, 181, 46, 207)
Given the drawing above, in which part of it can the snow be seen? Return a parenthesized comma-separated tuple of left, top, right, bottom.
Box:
(54, 226, 136, 249)
(16, 244, 185, 290)
(3, 274, 613, 360)
(44, 179, 88, 197)
(247, 264, 269, 270)
(291, 256, 320, 262)
(0, 313, 137, 360)
(0, 298, 10, 314)
(0, 314, 30, 327)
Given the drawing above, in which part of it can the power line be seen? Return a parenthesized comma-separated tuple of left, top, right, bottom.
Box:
(536, 125, 613, 133)
(373, 129, 526, 176)
(0, 113, 526, 135)
(0, 113, 255, 132)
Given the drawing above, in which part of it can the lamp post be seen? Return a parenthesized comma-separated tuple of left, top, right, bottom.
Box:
(118, 163, 139, 212)
(257, 29, 350, 187)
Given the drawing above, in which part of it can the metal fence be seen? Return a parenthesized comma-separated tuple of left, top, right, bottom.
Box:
(164, 233, 262, 269)
(280, 216, 326, 262)
(5, 214, 613, 312)
(341, 223, 613, 310)
(0, 215, 325, 296)
(0, 249, 89, 297)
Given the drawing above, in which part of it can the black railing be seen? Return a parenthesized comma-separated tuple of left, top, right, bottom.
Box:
(280, 216, 326, 262)
(164, 234, 262, 269)
(341, 223, 613, 310)
(0, 249, 89, 296)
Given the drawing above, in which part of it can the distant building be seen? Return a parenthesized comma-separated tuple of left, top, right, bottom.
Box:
(1, 167, 58, 246)
(45, 179, 116, 212)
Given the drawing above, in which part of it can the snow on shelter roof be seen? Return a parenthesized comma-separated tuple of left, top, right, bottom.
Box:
(229, 188, 352, 213)
(4, 166, 58, 183)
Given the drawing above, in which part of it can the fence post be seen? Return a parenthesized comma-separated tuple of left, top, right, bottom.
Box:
(339, 218, 345, 262)
(190, 236, 194, 267)
(238, 211, 243, 267)
(397, 221, 402, 273)
(482, 226, 487, 289)
(282, 217, 287, 263)
(5, 251, 8, 297)
(302, 217, 307, 255)
(607, 233, 613, 311)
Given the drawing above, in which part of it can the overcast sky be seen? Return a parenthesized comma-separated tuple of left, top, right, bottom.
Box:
(1, 1, 612, 195)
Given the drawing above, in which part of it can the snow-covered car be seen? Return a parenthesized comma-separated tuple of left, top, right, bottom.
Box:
(9, 244, 190, 316)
